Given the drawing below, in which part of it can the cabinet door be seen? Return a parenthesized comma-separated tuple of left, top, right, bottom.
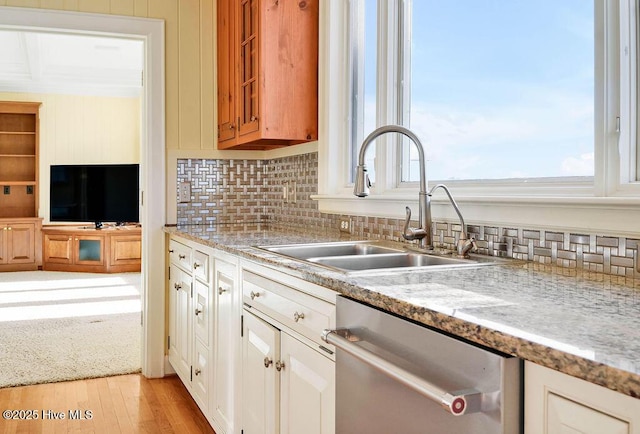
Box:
(212, 258, 238, 433)
(6, 223, 35, 264)
(525, 362, 640, 434)
(74, 235, 105, 266)
(0, 226, 7, 263)
(192, 339, 210, 410)
(237, 0, 260, 138)
(547, 393, 629, 434)
(217, 0, 238, 146)
(194, 279, 210, 346)
(242, 311, 279, 434)
(110, 234, 141, 266)
(43, 233, 73, 265)
(169, 265, 192, 383)
(279, 333, 335, 434)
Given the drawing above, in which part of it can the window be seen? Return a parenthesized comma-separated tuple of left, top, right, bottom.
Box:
(350, 0, 378, 183)
(316, 1, 639, 235)
(405, 1, 594, 182)
(348, 0, 640, 189)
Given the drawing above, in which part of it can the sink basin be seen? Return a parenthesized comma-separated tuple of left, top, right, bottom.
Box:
(257, 241, 499, 273)
(309, 252, 471, 271)
(262, 241, 402, 260)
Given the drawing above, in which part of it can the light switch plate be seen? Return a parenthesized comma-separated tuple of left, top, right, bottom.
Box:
(178, 182, 191, 203)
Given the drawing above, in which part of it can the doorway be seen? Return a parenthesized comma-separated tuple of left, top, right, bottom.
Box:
(0, 6, 166, 378)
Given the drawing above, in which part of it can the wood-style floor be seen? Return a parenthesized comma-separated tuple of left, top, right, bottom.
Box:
(0, 374, 216, 434)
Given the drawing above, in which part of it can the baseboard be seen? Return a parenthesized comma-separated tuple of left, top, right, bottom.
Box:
(164, 355, 176, 376)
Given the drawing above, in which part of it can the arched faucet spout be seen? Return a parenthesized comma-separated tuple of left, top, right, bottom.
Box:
(353, 125, 431, 249)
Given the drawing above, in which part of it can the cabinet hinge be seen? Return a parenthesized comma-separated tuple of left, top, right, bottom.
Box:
(190, 282, 193, 298)
(168, 266, 171, 280)
(240, 315, 244, 338)
(190, 365, 193, 382)
(167, 335, 170, 350)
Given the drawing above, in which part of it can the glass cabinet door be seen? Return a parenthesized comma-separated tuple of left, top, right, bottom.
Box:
(75, 235, 104, 265)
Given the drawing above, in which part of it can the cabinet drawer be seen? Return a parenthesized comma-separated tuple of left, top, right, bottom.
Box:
(193, 249, 210, 282)
(169, 238, 192, 271)
(243, 271, 334, 342)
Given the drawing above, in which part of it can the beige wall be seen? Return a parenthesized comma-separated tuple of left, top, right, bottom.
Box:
(0, 0, 216, 152)
(0, 92, 141, 221)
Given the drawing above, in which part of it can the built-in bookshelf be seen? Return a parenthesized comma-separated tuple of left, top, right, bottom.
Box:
(0, 101, 41, 218)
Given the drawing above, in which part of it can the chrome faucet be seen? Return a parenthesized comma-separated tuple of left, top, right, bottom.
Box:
(353, 125, 430, 249)
(428, 184, 477, 258)
(354, 125, 475, 256)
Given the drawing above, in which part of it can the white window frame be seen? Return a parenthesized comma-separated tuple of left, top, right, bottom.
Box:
(315, 0, 640, 236)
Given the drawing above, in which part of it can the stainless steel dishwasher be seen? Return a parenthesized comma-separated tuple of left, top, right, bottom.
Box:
(322, 296, 522, 434)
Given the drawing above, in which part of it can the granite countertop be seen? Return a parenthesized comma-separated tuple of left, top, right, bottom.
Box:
(165, 224, 640, 399)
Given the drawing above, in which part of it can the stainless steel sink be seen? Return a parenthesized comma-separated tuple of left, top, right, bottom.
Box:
(309, 252, 471, 271)
(257, 241, 499, 273)
(264, 241, 402, 260)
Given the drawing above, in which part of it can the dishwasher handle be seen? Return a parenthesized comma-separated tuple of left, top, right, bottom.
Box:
(322, 328, 491, 417)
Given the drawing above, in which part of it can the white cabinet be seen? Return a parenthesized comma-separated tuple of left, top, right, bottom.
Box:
(193, 339, 210, 406)
(525, 361, 640, 434)
(243, 311, 280, 434)
(211, 254, 240, 434)
(168, 235, 241, 434)
(241, 265, 336, 434)
(167, 237, 336, 434)
(168, 250, 192, 383)
(279, 332, 335, 434)
(168, 238, 211, 410)
(242, 311, 335, 434)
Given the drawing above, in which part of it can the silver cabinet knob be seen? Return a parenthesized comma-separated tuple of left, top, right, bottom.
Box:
(275, 361, 285, 371)
(195, 308, 202, 316)
(250, 291, 260, 300)
(194, 368, 201, 376)
(293, 312, 305, 322)
(178, 254, 186, 260)
(264, 357, 273, 368)
(193, 262, 200, 269)
(174, 282, 182, 290)
(219, 286, 228, 295)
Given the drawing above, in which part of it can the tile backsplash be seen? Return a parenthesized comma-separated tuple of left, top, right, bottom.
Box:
(177, 153, 639, 277)
(176, 159, 266, 225)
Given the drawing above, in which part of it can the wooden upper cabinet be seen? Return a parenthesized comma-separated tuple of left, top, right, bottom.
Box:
(216, 0, 319, 150)
(217, 0, 238, 145)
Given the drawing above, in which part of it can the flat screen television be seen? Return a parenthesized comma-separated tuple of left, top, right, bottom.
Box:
(50, 164, 140, 228)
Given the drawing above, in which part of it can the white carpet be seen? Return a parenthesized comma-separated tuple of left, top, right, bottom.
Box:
(0, 271, 141, 388)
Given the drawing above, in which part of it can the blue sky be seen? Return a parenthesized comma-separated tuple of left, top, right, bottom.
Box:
(362, 1, 594, 181)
